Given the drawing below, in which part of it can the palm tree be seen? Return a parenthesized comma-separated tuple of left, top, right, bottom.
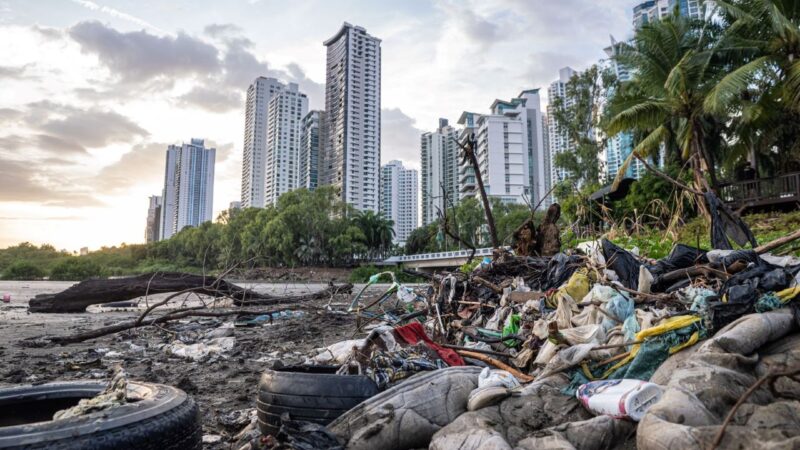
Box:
(706, 0, 800, 174)
(606, 11, 725, 195)
(294, 236, 320, 265)
(353, 211, 395, 260)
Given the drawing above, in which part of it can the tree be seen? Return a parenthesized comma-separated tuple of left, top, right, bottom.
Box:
(353, 210, 395, 260)
(551, 64, 617, 189)
(1, 261, 45, 280)
(606, 11, 725, 197)
(707, 0, 800, 175)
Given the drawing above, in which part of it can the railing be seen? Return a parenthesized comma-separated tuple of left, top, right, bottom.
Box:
(385, 247, 496, 264)
(718, 172, 800, 209)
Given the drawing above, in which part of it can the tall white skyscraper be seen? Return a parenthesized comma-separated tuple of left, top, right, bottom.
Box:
(380, 160, 418, 245)
(421, 118, 460, 225)
(547, 67, 578, 190)
(264, 83, 308, 205)
(454, 89, 547, 206)
(321, 22, 382, 212)
(241, 77, 284, 208)
(159, 145, 178, 240)
(300, 110, 325, 190)
(516, 89, 549, 208)
(160, 139, 216, 240)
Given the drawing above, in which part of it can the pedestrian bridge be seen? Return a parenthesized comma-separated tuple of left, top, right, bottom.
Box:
(383, 247, 495, 272)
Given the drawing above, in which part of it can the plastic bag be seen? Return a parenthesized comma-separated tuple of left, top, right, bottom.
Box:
(502, 314, 521, 347)
(601, 239, 641, 290)
(704, 191, 758, 250)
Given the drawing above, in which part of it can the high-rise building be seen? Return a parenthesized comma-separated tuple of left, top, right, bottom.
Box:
(321, 23, 382, 212)
(380, 160, 418, 245)
(145, 195, 162, 243)
(159, 144, 179, 240)
(241, 77, 285, 208)
(633, 0, 703, 29)
(159, 138, 216, 240)
(300, 110, 325, 191)
(604, 37, 645, 182)
(457, 112, 480, 201)
(229, 201, 242, 210)
(456, 93, 538, 205)
(420, 118, 460, 225)
(264, 83, 308, 205)
(547, 67, 578, 190)
(516, 89, 549, 208)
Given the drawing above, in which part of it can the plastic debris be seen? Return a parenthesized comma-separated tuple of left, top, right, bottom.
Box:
(576, 379, 663, 421)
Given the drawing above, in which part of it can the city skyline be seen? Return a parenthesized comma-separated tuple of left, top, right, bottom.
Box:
(0, 1, 639, 250)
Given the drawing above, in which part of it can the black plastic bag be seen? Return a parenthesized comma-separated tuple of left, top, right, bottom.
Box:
(601, 239, 641, 290)
(708, 300, 754, 331)
(720, 250, 762, 269)
(704, 192, 758, 250)
(648, 244, 708, 277)
(535, 253, 583, 291)
(760, 268, 792, 292)
(277, 414, 343, 450)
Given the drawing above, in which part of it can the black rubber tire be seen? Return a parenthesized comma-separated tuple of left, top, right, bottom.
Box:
(257, 365, 378, 436)
(0, 381, 201, 449)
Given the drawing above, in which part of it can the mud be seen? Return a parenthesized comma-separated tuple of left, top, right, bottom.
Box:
(0, 281, 391, 449)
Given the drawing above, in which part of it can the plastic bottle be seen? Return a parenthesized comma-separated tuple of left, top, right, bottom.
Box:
(576, 379, 663, 421)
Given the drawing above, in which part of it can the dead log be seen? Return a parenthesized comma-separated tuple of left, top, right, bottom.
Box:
(28, 272, 270, 313)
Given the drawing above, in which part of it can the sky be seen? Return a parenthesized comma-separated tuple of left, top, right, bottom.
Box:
(0, 0, 638, 251)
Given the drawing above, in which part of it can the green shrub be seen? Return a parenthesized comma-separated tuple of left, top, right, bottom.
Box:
(1, 261, 46, 280)
(49, 258, 104, 281)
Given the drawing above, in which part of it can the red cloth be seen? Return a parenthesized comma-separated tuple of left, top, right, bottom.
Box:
(393, 322, 465, 366)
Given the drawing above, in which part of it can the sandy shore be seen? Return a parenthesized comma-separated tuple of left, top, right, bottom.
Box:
(0, 280, 391, 448)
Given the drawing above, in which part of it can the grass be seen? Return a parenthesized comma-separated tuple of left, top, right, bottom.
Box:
(595, 210, 800, 259)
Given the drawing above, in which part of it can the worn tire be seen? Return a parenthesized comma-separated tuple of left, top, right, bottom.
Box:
(0, 381, 201, 449)
(257, 365, 378, 436)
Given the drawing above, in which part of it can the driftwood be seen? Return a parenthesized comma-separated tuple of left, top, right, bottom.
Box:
(28, 272, 268, 313)
(756, 229, 800, 255)
(28, 272, 352, 313)
(48, 306, 316, 345)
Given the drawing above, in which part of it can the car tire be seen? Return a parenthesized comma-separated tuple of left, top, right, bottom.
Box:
(0, 381, 201, 449)
(256, 365, 378, 436)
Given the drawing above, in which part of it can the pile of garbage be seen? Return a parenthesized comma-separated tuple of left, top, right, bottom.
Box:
(300, 238, 800, 450)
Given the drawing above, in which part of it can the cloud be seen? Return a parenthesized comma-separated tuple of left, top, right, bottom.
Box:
(68, 21, 220, 85)
(203, 23, 243, 38)
(95, 142, 168, 192)
(177, 86, 242, 112)
(66, 20, 324, 112)
(449, 7, 503, 49)
(0, 155, 103, 206)
(0, 108, 22, 122)
(0, 102, 148, 156)
(39, 109, 148, 148)
(0, 64, 30, 80)
(381, 107, 423, 169)
(70, 0, 165, 34)
(0, 134, 85, 154)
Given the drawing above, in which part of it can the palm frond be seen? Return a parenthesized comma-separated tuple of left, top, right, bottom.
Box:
(606, 99, 670, 135)
(705, 55, 771, 113)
